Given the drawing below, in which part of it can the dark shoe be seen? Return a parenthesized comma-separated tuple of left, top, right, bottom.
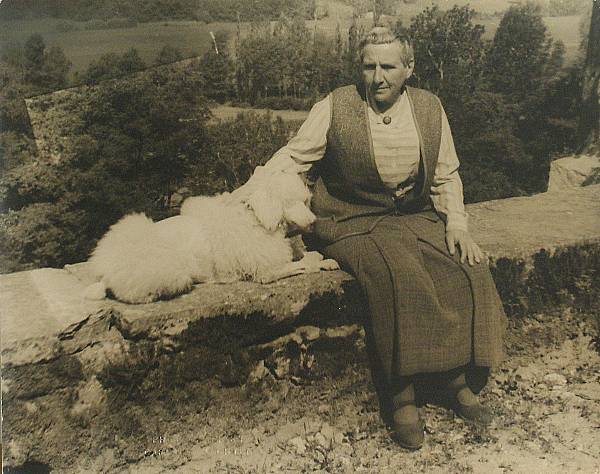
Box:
(449, 384, 493, 426)
(391, 401, 425, 450)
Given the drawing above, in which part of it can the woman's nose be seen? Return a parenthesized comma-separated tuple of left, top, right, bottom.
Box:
(373, 65, 383, 83)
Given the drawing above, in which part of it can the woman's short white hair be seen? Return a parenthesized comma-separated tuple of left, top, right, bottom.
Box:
(359, 26, 414, 67)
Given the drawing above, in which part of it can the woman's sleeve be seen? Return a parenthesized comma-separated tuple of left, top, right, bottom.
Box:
(262, 95, 331, 174)
(232, 96, 330, 199)
(430, 105, 469, 232)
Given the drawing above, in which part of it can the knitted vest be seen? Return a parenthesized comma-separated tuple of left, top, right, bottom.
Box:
(311, 84, 442, 243)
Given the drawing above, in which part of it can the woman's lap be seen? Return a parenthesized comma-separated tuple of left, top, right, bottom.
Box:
(322, 215, 505, 381)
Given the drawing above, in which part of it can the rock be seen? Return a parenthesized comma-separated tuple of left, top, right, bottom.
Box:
(317, 423, 346, 447)
(288, 436, 307, 454)
(6, 439, 29, 467)
(573, 383, 600, 401)
(303, 419, 322, 434)
(297, 326, 320, 341)
(317, 403, 330, 414)
(548, 155, 600, 192)
(544, 373, 567, 386)
(514, 366, 537, 382)
(313, 432, 330, 449)
(248, 360, 270, 383)
(324, 325, 361, 339)
(273, 357, 290, 379)
(70, 376, 106, 418)
(320, 423, 335, 442)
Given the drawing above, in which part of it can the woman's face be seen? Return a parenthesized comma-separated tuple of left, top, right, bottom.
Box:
(361, 42, 414, 112)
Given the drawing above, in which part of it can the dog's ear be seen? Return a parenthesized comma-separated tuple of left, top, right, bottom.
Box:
(246, 188, 284, 232)
(283, 201, 316, 230)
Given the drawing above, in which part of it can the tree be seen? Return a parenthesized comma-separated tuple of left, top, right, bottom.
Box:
(20, 34, 71, 92)
(23, 34, 47, 87)
(578, 0, 599, 153)
(484, 3, 550, 101)
(405, 6, 486, 102)
(196, 31, 234, 102)
(41, 46, 71, 89)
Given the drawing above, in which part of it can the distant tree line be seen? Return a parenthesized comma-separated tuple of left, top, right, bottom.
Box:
(0, 0, 317, 22)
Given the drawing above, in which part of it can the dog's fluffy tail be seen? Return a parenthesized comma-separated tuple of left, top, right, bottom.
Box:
(89, 213, 198, 304)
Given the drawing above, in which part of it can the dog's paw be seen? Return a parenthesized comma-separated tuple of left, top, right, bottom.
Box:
(84, 281, 107, 300)
(319, 259, 340, 271)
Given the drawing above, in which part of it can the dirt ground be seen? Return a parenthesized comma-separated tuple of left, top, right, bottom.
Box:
(57, 305, 599, 474)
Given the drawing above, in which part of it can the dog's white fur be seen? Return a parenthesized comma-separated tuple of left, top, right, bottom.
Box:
(87, 170, 336, 304)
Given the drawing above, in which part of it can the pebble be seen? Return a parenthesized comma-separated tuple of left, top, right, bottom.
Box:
(248, 360, 270, 382)
(314, 432, 330, 449)
(287, 436, 307, 454)
(297, 326, 320, 341)
(273, 357, 290, 379)
(543, 373, 567, 386)
(515, 366, 537, 381)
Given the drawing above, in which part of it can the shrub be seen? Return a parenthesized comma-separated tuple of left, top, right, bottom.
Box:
(0, 203, 91, 271)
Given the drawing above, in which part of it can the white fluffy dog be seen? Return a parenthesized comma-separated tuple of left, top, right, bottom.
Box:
(85, 169, 338, 304)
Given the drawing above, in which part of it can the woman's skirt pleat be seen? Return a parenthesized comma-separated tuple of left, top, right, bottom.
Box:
(322, 214, 506, 382)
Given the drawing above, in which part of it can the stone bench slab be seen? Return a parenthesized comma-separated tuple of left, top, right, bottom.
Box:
(2, 184, 599, 365)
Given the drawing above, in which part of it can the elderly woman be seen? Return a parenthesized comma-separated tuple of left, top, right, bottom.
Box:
(240, 26, 506, 449)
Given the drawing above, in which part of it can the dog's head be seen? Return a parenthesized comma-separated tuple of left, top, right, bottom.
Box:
(243, 169, 315, 232)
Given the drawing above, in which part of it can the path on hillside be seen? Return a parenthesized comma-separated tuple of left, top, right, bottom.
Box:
(73, 308, 600, 474)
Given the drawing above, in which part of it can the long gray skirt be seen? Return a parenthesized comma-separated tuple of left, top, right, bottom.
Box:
(321, 213, 506, 382)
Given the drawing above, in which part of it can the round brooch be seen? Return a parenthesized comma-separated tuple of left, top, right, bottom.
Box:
(383, 116, 392, 125)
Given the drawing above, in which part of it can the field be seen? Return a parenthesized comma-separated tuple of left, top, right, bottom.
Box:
(0, 7, 586, 81)
(0, 19, 239, 79)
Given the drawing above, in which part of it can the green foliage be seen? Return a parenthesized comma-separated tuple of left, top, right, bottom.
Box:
(234, 17, 359, 104)
(77, 48, 146, 84)
(22, 33, 72, 92)
(484, 3, 550, 100)
(187, 111, 293, 194)
(491, 244, 600, 317)
(194, 32, 235, 102)
(0, 203, 91, 271)
(405, 5, 486, 101)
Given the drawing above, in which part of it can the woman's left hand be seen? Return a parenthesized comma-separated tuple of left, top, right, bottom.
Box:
(445, 229, 483, 266)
